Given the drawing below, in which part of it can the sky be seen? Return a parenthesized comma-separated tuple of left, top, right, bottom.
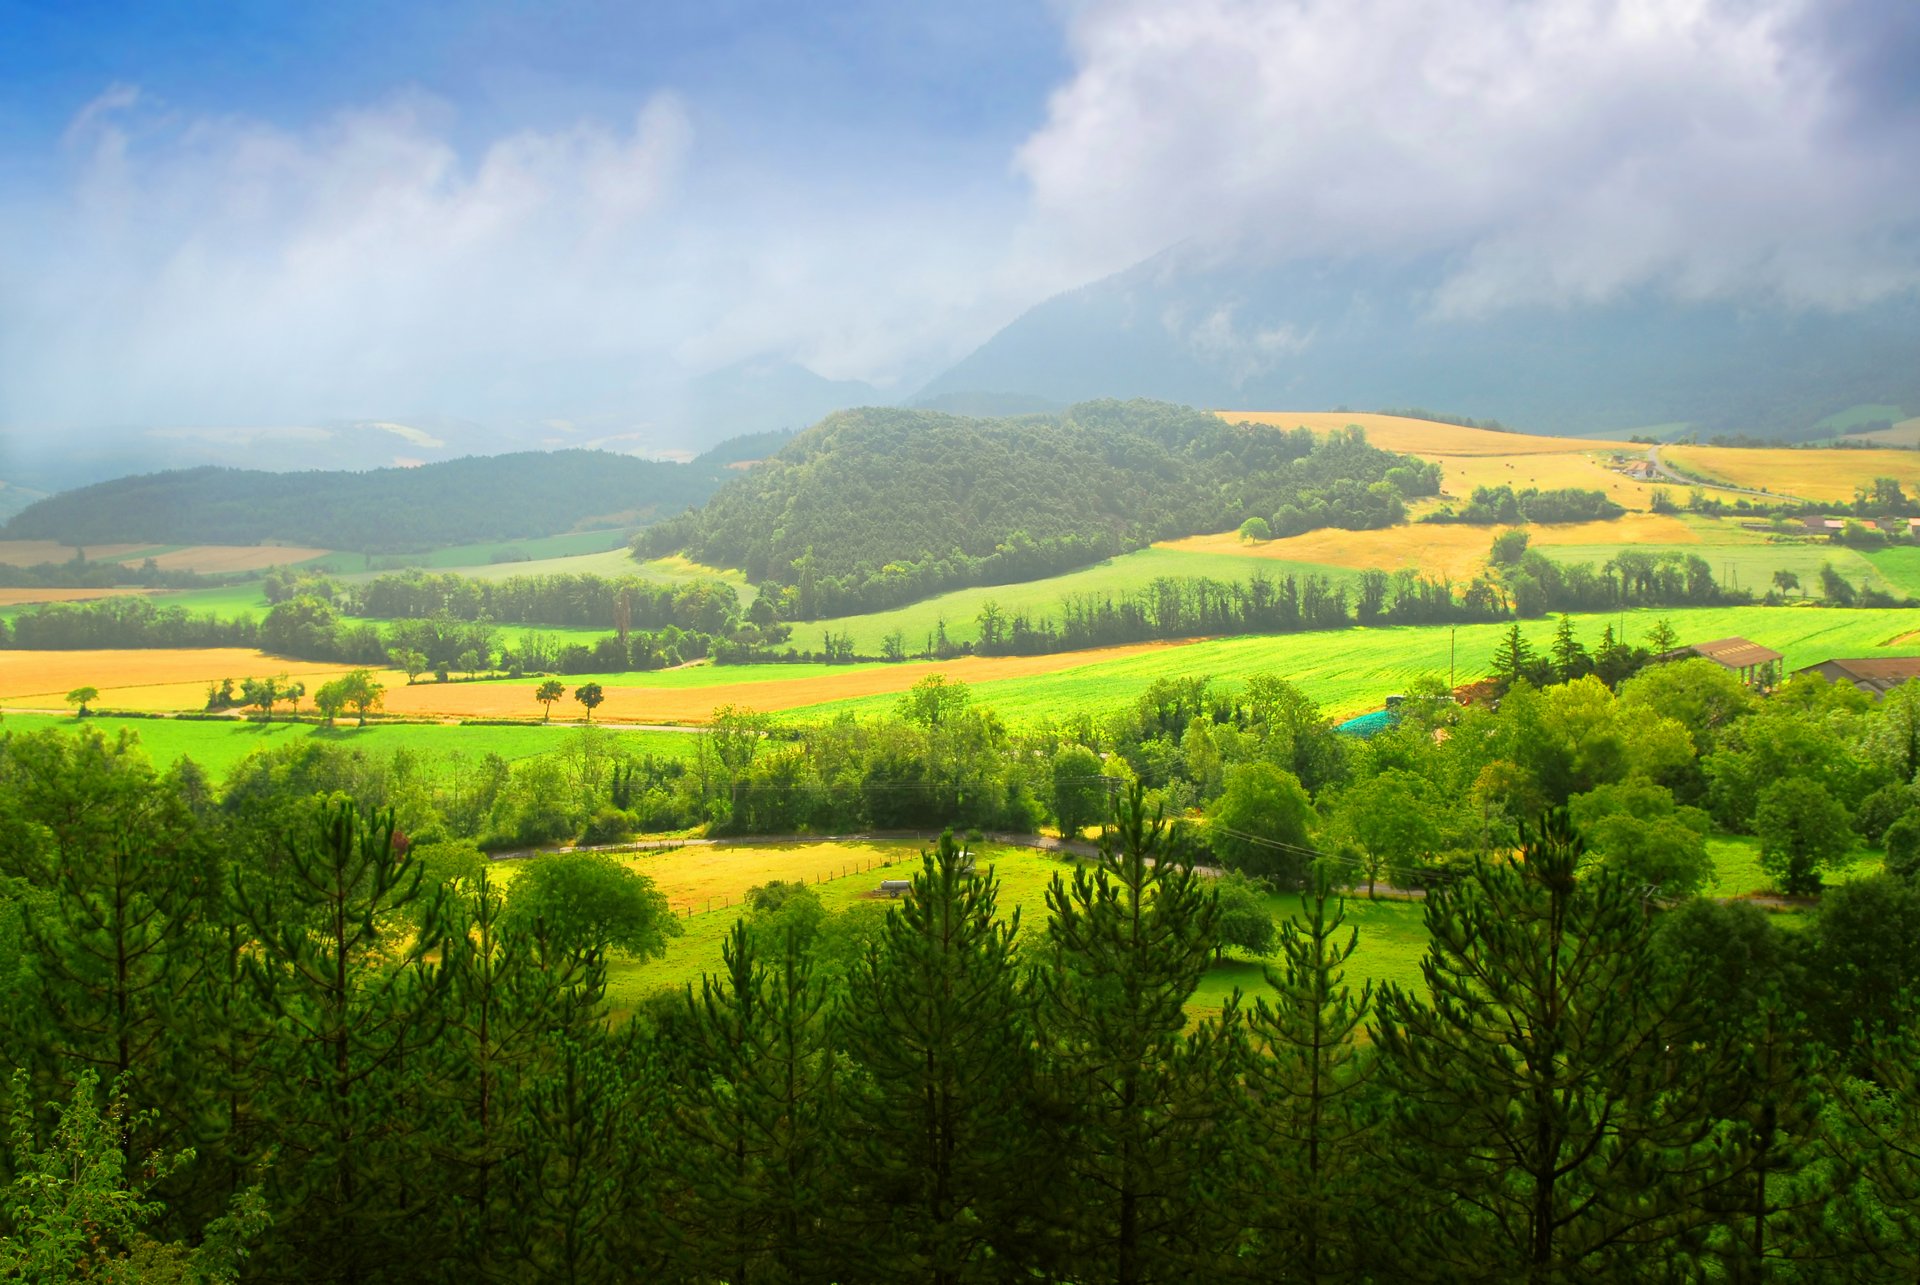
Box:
(2, 0, 1917, 464)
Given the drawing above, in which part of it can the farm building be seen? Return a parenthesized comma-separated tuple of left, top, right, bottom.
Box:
(1795, 657, 1920, 698)
(1658, 636, 1784, 688)
(1801, 517, 1847, 534)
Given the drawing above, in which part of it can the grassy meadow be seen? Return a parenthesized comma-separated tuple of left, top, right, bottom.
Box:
(1661, 444, 1920, 503)
(0, 710, 701, 778)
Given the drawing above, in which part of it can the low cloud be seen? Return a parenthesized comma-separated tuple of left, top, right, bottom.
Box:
(1016, 0, 1920, 314)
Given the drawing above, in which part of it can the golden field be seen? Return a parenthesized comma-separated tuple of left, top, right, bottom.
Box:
(1661, 445, 1920, 504)
(0, 649, 379, 710)
(1161, 512, 1700, 579)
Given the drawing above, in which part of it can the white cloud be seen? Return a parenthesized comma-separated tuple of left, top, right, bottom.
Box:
(1015, 0, 1920, 313)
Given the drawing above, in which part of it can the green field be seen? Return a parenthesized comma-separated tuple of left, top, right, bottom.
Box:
(813, 545, 1360, 653)
(1866, 546, 1920, 597)
(780, 604, 1920, 723)
(1539, 537, 1900, 598)
(0, 712, 699, 778)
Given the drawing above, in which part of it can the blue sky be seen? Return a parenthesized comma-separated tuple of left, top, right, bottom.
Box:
(2, 0, 1917, 464)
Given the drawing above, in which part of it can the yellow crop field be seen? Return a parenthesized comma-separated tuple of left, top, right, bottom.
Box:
(375, 643, 1190, 723)
(0, 587, 154, 606)
(0, 649, 380, 710)
(1662, 445, 1920, 504)
(1217, 410, 1635, 456)
(1162, 512, 1698, 578)
(1841, 418, 1920, 448)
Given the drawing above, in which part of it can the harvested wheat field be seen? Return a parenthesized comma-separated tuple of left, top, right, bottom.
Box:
(1661, 445, 1920, 504)
(1218, 410, 1634, 456)
(376, 642, 1195, 723)
(1162, 513, 1699, 579)
(0, 587, 155, 606)
(0, 649, 379, 710)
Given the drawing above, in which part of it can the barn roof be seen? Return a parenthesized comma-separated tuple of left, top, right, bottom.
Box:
(1680, 637, 1784, 669)
(1797, 657, 1920, 696)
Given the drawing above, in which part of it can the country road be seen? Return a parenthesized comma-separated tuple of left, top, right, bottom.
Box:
(1644, 445, 1808, 504)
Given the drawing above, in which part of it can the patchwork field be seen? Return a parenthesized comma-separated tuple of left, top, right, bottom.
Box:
(1661, 445, 1920, 503)
(7, 605, 1914, 727)
(1842, 418, 1920, 448)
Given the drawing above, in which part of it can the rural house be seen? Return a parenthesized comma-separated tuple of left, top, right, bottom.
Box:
(1658, 636, 1783, 688)
(1795, 657, 1920, 698)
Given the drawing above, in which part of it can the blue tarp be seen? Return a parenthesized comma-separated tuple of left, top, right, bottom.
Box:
(1334, 708, 1396, 738)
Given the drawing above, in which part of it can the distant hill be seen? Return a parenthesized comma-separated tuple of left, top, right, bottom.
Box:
(4, 450, 725, 553)
(917, 250, 1920, 441)
(639, 399, 1434, 617)
(681, 357, 884, 450)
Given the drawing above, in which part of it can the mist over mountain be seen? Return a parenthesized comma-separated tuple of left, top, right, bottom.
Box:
(918, 250, 1920, 440)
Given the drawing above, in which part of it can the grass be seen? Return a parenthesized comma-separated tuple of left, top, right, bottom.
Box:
(356, 529, 634, 571)
(782, 604, 1920, 724)
(0, 710, 699, 778)
(1704, 833, 1886, 899)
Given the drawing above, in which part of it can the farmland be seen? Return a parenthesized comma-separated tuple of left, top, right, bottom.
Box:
(1661, 444, 1920, 503)
(6, 604, 1916, 728)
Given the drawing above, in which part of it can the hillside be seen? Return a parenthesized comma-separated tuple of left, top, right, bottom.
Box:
(3, 450, 724, 553)
(918, 249, 1920, 441)
(638, 399, 1438, 616)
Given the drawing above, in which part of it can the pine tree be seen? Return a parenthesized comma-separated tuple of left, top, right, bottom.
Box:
(507, 1030, 640, 1285)
(1821, 1019, 1920, 1279)
(1374, 810, 1725, 1280)
(834, 831, 1039, 1283)
(1549, 614, 1590, 683)
(431, 867, 606, 1281)
(1490, 623, 1539, 695)
(233, 800, 450, 1284)
(669, 919, 835, 1283)
(1243, 865, 1378, 1280)
(1037, 782, 1244, 1283)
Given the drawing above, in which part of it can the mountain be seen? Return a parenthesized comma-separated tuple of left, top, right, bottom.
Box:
(3, 450, 726, 553)
(680, 357, 884, 450)
(918, 251, 1920, 440)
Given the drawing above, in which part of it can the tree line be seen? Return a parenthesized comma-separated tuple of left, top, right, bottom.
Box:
(5, 717, 1920, 1280)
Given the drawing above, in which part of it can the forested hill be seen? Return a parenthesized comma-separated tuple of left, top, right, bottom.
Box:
(639, 399, 1437, 617)
(3, 450, 725, 552)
